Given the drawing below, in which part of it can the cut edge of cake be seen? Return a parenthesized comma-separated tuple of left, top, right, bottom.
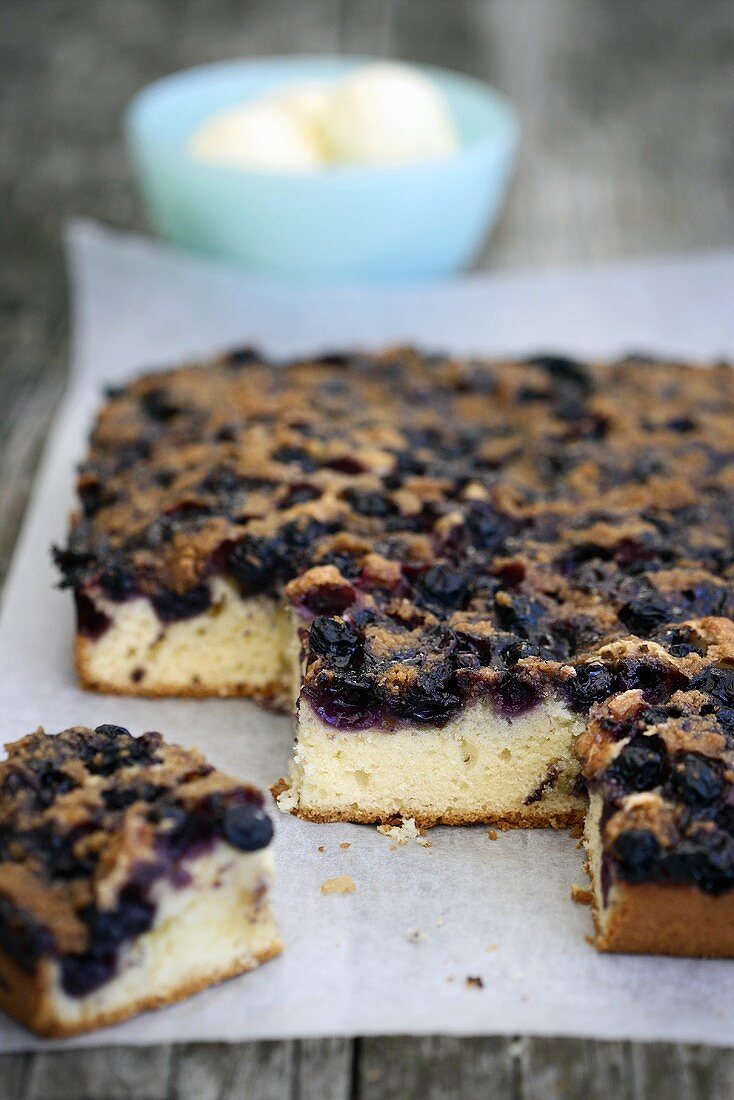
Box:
(275, 694, 586, 828)
(75, 579, 301, 710)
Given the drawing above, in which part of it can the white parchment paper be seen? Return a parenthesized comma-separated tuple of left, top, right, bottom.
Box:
(0, 222, 733, 1050)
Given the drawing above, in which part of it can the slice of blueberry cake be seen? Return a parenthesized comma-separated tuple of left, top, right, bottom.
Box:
(0, 725, 281, 1037)
(55, 348, 734, 830)
(577, 618, 734, 956)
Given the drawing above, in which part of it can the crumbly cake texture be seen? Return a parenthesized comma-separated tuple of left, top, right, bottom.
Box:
(0, 725, 281, 1037)
(578, 620, 734, 956)
(55, 349, 734, 854)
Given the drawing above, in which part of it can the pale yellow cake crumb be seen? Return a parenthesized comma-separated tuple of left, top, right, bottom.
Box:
(321, 875, 356, 895)
(377, 816, 431, 848)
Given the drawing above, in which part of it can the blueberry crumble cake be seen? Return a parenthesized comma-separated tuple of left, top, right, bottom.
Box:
(577, 618, 734, 956)
(0, 725, 281, 1037)
(55, 348, 734, 846)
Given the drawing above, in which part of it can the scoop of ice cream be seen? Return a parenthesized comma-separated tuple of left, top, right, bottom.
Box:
(189, 85, 329, 172)
(188, 64, 459, 172)
(319, 63, 459, 167)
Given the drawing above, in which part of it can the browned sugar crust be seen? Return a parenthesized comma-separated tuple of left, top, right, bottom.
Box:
(272, 797, 584, 830)
(590, 883, 734, 957)
(0, 939, 282, 1039)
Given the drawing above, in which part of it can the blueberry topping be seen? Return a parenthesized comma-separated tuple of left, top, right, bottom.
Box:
(689, 667, 734, 707)
(611, 829, 661, 883)
(85, 893, 154, 951)
(61, 951, 117, 997)
(671, 754, 723, 807)
(219, 802, 273, 851)
(74, 592, 111, 640)
(305, 671, 377, 728)
(99, 566, 136, 601)
(345, 490, 396, 518)
(230, 536, 281, 594)
(618, 593, 673, 636)
(151, 584, 212, 623)
(0, 897, 55, 972)
(492, 672, 542, 717)
(662, 830, 734, 894)
(94, 724, 130, 738)
(271, 445, 317, 472)
(141, 387, 180, 421)
(415, 567, 470, 614)
(309, 617, 360, 668)
(565, 663, 615, 711)
(604, 736, 666, 793)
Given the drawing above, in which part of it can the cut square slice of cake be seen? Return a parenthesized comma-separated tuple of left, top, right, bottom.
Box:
(0, 724, 281, 1037)
(577, 619, 734, 956)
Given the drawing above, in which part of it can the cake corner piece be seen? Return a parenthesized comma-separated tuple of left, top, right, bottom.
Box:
(578, 637, 734, 958)
(0, 724, 281, 1038)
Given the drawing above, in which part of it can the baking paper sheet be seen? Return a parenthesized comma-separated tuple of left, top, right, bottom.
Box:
(0, 222, 733, 1050)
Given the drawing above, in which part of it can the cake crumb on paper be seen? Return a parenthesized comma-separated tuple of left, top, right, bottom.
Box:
(406, 929, 428, 944)
(487, 829, 498, 840)
(571, 884, 593, 906)
(339, 842, 351, 850)
(486, 944, 497, 953)
(321, 875, 356, 895)
(465, 976, 484, 990)
(317, 845, 325, 853)
(377, 816, 430, 848)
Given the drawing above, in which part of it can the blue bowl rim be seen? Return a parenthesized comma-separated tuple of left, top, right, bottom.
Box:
(125, 54, 519, 181)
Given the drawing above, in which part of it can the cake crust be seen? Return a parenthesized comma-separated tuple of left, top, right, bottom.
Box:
(0, 939, 282, 1039)
(590, 883, 734, 958)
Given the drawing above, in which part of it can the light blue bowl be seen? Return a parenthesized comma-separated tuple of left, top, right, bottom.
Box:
(126, 57, 518, 282)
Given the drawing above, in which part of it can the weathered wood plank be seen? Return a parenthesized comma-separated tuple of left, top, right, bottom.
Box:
(26, 1045, 172, 1100)
(520, 1037, 635, 1100)
(170, 1041, 295, 1100)
(0, 1053, 29, 1099)
(630, 1043, 734, 1100)
(357, 1036, 516, 1100)
(293, 1038, 353, 1100)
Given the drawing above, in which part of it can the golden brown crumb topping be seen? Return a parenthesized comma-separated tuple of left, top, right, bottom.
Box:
(55, 347, 734, 729)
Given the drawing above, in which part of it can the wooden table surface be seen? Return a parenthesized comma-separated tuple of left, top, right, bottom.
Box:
(1, 1, 733, 1095)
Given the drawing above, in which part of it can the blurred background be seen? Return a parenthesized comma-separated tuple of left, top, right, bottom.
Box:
(0, 3, 733, 1093)
(3, 0, 734, 376)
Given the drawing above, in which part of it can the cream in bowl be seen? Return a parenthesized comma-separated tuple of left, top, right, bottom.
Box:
(188, 63, 460, 172)
(126, 56, 518, 280)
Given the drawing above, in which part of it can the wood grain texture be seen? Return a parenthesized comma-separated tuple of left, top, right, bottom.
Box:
(1, 0, 733, 1096)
